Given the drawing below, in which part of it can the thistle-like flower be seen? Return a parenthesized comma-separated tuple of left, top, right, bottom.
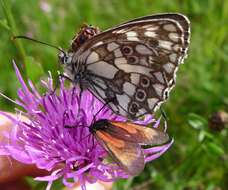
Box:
(0, 63, 173, 190)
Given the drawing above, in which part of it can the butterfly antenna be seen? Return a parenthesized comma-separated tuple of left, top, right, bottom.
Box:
(12, 35, 66, 55)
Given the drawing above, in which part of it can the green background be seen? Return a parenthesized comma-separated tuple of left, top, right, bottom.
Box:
(0, 0, 228, 189)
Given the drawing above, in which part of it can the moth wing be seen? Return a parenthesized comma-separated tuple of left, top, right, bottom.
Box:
(95, 130, 145, 176)
(107, 121, 169, 145)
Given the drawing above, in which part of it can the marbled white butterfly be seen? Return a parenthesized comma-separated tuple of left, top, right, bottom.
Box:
(59, 13, 190, 119)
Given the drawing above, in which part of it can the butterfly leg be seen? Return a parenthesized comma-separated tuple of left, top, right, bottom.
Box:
(76, 81, 85, 117)
(103, 88, 119, 106)
(58, 73, 74, 83)
(104, 96, 118, 105)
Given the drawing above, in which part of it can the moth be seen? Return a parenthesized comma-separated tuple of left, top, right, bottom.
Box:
(61, 13, 190, 119)
(88, 119, 169, 176)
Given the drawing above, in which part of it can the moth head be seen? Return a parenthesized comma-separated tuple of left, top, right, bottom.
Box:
(90, 119, 109, 133)
(70, 24, 101, 51)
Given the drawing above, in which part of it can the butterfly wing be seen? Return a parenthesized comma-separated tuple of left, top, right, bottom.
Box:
(95, 129, 145, 176)
(72, 14, 190, 119)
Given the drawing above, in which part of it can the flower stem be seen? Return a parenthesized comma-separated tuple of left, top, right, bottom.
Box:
(1, 0, 27, 76)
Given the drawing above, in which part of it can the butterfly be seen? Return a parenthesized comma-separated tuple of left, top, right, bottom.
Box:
(87, 119, 169, 176)
(59, 13, 190, 119)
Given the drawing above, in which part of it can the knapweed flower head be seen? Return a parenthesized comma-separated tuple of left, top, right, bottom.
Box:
(0, 63, 173, 190)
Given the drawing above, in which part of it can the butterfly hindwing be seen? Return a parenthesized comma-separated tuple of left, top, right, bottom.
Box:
(64, 14, 190, 119)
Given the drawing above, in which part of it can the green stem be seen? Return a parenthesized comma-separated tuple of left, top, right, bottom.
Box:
(1, 0, 27, 76)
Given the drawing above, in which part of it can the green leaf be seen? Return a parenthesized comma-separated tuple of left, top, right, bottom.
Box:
(207, 142, 225, 156)
(187, 113, 207, 130)
(198, 130, 206, 142)
(199, 131, 214, 142)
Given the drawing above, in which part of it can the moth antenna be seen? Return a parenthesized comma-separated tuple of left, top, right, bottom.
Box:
(12, 35, 66, 55)
(93, 98, 115, 121)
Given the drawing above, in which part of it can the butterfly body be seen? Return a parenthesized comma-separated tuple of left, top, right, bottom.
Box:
(70, 24, 101, 51)
(89, 119, 169, 176)
(59, 13, 190, 119)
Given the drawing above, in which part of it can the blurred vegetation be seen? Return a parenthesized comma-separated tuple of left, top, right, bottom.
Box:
(0, 0, 228, 190)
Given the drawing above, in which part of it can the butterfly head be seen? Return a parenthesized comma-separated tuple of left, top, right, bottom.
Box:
(58, 51, 73, 65)
(59, 24, 100, 80)
(70, 24, 100, 52)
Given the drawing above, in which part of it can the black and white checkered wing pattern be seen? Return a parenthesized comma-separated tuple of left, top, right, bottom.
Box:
(76, 14, 190, 119)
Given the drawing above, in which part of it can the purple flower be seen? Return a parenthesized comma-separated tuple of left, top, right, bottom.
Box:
(0, 63, 173, 190)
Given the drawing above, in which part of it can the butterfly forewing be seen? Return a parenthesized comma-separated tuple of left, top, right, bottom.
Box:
(65, 14, 190, 119)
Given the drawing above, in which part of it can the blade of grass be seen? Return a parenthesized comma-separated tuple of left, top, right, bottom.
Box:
(1, 0, 27, 77)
